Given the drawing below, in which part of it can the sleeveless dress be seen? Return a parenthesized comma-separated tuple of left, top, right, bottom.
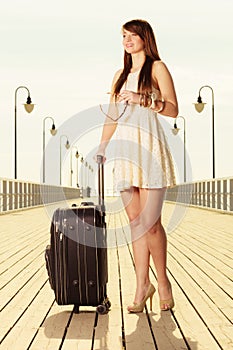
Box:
(112, 70, 176, 192)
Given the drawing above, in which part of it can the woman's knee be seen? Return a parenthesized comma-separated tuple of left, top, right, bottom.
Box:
(129, 214, 141, 229)
(144, 218, 162, 235)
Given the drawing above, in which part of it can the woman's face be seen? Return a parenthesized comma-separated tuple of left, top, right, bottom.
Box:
(122, 29, 145, 54)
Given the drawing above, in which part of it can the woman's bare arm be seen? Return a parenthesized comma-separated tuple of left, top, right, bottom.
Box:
(152, 61, 178, 118)
(97, 69, 122, 155)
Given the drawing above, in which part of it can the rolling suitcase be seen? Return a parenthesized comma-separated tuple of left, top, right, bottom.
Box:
(45, 155, 110, 314)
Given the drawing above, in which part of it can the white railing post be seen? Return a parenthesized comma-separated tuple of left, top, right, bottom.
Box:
(202, 181, 206, 207)
(230, 179, 233, 212)
(165, 176, 233, 213)
(217, 180, 221, 210)
(223, 179, 227, 211)
(211, 181, 215, 209)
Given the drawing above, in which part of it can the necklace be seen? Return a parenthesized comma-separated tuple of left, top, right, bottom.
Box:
(99, 78, 129, 121)
(99, 101, 128, 121)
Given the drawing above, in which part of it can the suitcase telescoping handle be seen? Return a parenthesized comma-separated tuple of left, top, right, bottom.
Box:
(97, 155, 104, 207)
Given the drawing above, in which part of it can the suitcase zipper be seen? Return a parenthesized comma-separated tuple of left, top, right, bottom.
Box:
(57, 216, 64, 303)
(76, 213, 82, 304)
(62, 216, 68, 304)
(83, 208, 89, 304)
(54, 212, 60, 301)
(55, 210, 68, 305)
(94, 210, 100, 303)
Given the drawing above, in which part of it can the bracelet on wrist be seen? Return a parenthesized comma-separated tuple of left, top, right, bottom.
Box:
(139, 93, 151, 108)
(139, 93, 164, 111)
(147, 95, 152, 108)
(153, 98, 165, 113)
(149, 92, 157, 109)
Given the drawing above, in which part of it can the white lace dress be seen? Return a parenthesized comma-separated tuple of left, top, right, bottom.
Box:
(112, 70, 176, 192)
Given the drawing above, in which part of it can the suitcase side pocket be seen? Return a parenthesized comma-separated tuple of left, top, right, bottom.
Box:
(45, 245, 55, 290)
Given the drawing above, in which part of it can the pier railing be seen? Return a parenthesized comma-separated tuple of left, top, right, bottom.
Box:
(1, 176, 233, 214)
(0, 177, 82, 213)
(166, 176, 233, 213)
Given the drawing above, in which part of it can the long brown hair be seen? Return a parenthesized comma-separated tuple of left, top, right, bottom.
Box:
(113, 19, 161, 96)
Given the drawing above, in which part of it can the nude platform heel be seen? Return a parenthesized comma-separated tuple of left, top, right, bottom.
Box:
(127, 283, 156, 313)
(160, 297, 175, 311)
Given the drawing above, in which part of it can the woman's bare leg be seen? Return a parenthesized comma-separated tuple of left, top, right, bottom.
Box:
(139, 188, 173, 309)
(121, 187, 150, 304)
(121, 187, 173, 309)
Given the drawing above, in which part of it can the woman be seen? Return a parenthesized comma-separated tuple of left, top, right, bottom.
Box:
(96, 19, 178, 312)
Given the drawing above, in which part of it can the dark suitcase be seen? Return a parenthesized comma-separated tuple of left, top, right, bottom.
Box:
(45, 155, 110, 314)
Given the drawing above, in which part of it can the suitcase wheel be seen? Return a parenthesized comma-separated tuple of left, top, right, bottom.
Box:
(106, 299, 111, 309)
(96, 297, 111, 314)
(96, 304, 107, 314)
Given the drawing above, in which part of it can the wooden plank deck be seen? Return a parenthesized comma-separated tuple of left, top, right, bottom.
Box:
(0, 199, 232, 350)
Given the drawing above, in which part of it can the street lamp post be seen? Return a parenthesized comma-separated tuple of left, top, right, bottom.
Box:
(85, 161, 93, 198)
(171, 116, 186, 182)
(75, 151, 80, 187)
(42, 117, 57, 183)
(89, 165, 94, 186)
(194, 85, 215, 178)
(14, 86, 34, 179)
(87, 164, 93, 189)
(59, 135, 70, 185)
(70, 146, 80, 187)
(85, 161, 88, 188)
(80, 155, 84, 197)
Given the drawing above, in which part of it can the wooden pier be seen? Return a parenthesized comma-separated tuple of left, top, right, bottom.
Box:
(0, 199, 232, 349)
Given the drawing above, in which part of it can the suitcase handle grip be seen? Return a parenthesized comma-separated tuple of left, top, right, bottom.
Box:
(96, 154, 104, 164)
(97, 155, 104, 207)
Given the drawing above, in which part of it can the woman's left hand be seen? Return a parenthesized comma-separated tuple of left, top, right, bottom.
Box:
(118, 90, 140, 104)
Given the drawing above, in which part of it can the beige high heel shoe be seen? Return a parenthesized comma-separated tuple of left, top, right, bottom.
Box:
(127, 283, 156, 313)
(159, 281, 175, 311)
(160, 297, 175, 311)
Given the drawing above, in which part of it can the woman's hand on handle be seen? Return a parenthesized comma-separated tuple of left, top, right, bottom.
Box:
(94, 149, 106, 163)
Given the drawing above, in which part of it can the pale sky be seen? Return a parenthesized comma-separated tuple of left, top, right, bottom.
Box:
(0, 0, 233, 189)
